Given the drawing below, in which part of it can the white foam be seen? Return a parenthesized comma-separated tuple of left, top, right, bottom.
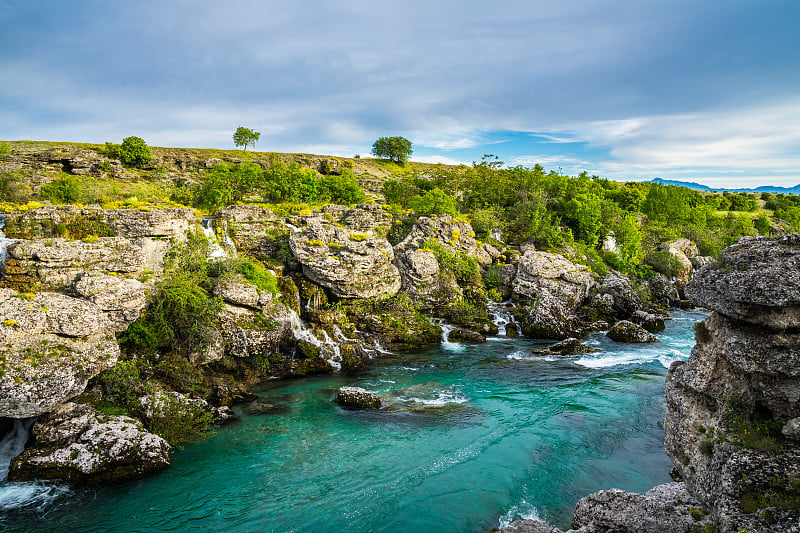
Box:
(498, 499, 541, 529)
(0, 481, 70, 511)
(400, 387, 469, 406)
(439, 324, 466, 353)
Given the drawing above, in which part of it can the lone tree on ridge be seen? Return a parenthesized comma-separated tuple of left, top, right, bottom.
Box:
(233, 126, 261, 151)
(371, 136, 412, 165)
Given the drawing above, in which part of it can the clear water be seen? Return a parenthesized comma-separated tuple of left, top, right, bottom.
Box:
(0, 310, 706, 532)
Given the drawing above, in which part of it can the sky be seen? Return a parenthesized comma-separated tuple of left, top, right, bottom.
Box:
(1, 0, 799, 188)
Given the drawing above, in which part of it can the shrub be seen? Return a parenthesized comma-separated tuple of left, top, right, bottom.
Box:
(97, 359, 147, 407)
(0, 171, 32, 203)
(646, 250, 684, 278)
(0, 142, 9, 158)
(119, 136, 153, 167)
(423, 239, 480, 286)
(146, 391, 214, 450)
(40, 176, 81, 203)
(232, 257, 279, 294)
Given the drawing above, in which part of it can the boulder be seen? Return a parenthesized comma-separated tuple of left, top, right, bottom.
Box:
(512, 251, 594, 339)
(393, 214, 491, 265)
(606, 320, 658, 343)
(596, 270, 644, 317)
(334, 386, 382, 409)
(658, 239, 698, 283)
(569, 483, 711, 533)
(630, 310, 666, 333)
(533, 338, 596, 356)
(394, 249, 461, 308)
(0, 289, 120, 418)
(687, 234, 800, 329)
(446, 328, 486, 344)
(290, 209, 401, 299)
(8, 402, 171, 483)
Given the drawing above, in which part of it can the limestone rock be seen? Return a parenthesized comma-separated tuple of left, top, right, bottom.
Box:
(0, 290, 120, 418)
(334, 386, 382, 409)
(687, 234, 800, 329)
(606, 320, 658, 343)
(499, 520, 562, 533)
(658, 239, 698, 283)
(217, 302, 293, 360)
(533, 338, 596, 356)
(8, 402, 171, 483)
(630, 310, 666, 333)
(74, 274, 146, 332)
(446, 327, 486, 344)
(569, 483, 710, 533)
(512, 251, 594, 339)
(596, 270, 644, 317)
(7, 237, 144, 289)
(394, 249, 460, 307)
(394, 214, 491, 265)
(290, 211, 401, 299)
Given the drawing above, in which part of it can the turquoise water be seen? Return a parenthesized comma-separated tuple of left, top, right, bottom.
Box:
(0, 310, 706, 532)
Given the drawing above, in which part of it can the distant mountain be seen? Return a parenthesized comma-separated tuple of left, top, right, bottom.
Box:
(648, 178, 800, 194)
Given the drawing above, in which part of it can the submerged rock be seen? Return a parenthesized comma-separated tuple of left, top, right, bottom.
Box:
(630, 310, 666, 333)
(8, 402, 171, 483)
(533, 338, 595, 356)
(606, 320, 658, 343)
(334, 386, 382, 409)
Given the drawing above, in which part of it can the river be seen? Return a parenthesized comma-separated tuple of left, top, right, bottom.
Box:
(0, 309, 706, 532)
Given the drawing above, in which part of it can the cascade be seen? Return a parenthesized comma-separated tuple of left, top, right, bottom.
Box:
(0, 216, 19, 274)
(286, 310, 342, 370)
(488, 301, 516, 337)
(0, 419, 33, 481)
(201, 218, 237, 259)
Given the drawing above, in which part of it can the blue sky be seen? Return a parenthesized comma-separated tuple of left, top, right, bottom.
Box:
(1, 0, 799, 187)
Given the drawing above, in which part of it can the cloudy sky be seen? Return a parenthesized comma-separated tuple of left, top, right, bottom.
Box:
(2, 1, 798, 187)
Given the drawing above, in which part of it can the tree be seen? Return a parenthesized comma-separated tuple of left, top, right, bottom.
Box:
(233, 126, 261, 151)
(119, 136, 153, 167)
(371, 136, 412, 165)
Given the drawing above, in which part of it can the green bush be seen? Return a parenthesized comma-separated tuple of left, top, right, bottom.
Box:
(0, 171, 32, 203)
(40, 176, 81, 203)
(423, 239, 480, 286)
(0, 142, 10, 158)
(119, 136, 153, 167)
(97, 359, 147, 407)
(646, 250, 685, 278)
(146, 391, 214, 450)
(232, 257, 279, 293)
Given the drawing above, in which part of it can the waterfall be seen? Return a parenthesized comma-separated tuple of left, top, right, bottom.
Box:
(284, 223, 302, 234)
(488, 301, 516, 337)
(0, 216, 19, 275)
(287, 310, 342, 370)
(434, 321, 465, 352)
(0, 419, 32, 481)
(201, 218, 237, 259)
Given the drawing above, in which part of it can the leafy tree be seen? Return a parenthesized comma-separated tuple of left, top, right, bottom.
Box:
(409, 188, 458, 216)
(371, 136, 413, 165)
(233, 126, 261, 151)
(119, 136, 153, 167)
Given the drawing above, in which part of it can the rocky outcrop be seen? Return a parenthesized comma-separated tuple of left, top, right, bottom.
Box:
(0, 289, 120, 418)
(394, 249, 461, 307)
(73, 274, 147, 332)
(290, 206, 401, 299)
(512, 251, 594, 339)
(334, 386, 382, 409)
(595, 270, 644, 318)
(8, 402, 171, 483)
(215, 205, 285, 255)
(6, 237, 144, 289)
(664, 234, 800, 532)
(606, 320, 658, 343)
(393, 214, 491, 265)
(658, 238, 698, 283)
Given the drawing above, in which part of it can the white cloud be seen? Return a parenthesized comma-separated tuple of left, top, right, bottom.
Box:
(411, 154, 469, 165)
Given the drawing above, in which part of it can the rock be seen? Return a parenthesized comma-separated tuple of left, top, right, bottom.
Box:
(649, 272, 679, 304)
(7, 237, 144, 289)
(242, 397, 290, 416)
(334, 386, 381, 409)
(394, 249, 461, 307)
(664, 235, 800, 532)
(606, 320, 658, 343)
(215, 205, 284, 255)
(217, 303, 293, 360)
(0, 290, 120, 418)
(505, 322, 519, 338)
(499, 519, 562, 533)
(569, 483, 711, 533)
(290, 208, 402, 299)
(512, 251, 594, 339)
(630, 310, 666, 333)
(533, 338, 595, 356)
(687, 234, 800, 329)
(73, 274, 147, 332)
(394, 214, 491, 265)
(213, 277, 276, 310)
(446, 328, 486, 344)
(658, 239, 698, 283)
(8, 402, 171, 483)
(596, 270, 644, 317)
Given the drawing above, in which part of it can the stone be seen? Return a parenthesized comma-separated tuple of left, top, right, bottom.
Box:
(8, 402, 171, 483)
(512, 251, 594, 339)
(533, 338, 595, 356)
(290, 209, 402, 299)
(596, 270, 644, 317)
(606, 320, 658, 343)
(569, 483, 711, 533)
(394, 214, 491, 265)
(334, 386, 382, 409)
(499, 520, 562, 533)
(630, 310, 666, 333)
(0, 290, 120, 418)
(73, 274, 147, 332)
(687, 234, 800, 329)
(394, 249, 460, 308)
(446, 328, 486, 344)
